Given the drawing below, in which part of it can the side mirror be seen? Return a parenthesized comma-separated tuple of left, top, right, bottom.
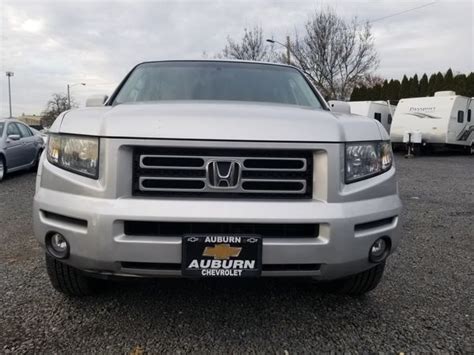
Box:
(86, 94, 108, 107)
(328, 100, 351, 114)
(7, 134, 20, 141)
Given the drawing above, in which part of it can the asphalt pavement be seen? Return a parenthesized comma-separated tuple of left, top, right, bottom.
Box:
(1, 154, 473, 353)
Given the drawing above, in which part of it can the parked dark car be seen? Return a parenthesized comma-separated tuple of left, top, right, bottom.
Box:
(0, 118, 44, 181)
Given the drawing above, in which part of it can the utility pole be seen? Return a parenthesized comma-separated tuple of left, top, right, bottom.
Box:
(286, 36, 291, 65)
(266, 38, 292, 65)
(6, 71, 14, 118)
(66, 82, 86, 109)
(67, 84, 71, 110)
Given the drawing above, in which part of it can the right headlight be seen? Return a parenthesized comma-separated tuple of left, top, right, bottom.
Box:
(345, 141, 393, 183)
(47, 134, 99, 178)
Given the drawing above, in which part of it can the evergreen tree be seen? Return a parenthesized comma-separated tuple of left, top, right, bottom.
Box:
(399, 75, 410, 99)
(434, 72, 445, 93)
(419, 74, 429, 96)
(408, 74, 419, 97)
(350, 87, 360, 100)
(380, 80, 389, 100)
(350, 70, 472, 101)
(361, 86, 370, 100)
(443, 68, 454, 91)
(363, 86, 372, 100)
(359, 87, 366, 100)
(466, 73, 474, 97)
(427, 73, 437, 96)
(372, 84, 382, 100)
(389, 80, 401, 101)
(453, 74, 467, 96)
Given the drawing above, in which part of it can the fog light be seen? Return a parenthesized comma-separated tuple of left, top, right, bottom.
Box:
(47, 232, 69, 259)
(369, 237, 389, 263)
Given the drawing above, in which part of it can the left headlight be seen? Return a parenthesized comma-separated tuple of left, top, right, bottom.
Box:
(345, 141, 393, 183)
(47, 134, 99, 179)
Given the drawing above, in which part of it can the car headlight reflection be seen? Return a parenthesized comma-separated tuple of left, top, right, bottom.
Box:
(47, 134, 99, 178)
(345, 141, 393, 183)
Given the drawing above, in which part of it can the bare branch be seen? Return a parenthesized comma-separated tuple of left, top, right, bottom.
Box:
(41, 93, 77, 127)
(216, 26, 280, 62)
(292, 9, 379, 99)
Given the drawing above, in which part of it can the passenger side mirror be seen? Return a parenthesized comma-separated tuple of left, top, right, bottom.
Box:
(86, 94, 108, 107)
(7, 134, 21, 141)
(328, 100, 351, 114)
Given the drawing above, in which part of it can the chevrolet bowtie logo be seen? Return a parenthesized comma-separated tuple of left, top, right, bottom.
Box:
(202, 244, 242, 260)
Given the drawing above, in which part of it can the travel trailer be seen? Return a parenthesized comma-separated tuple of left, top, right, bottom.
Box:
(349, 101, 396, 133)
(390, 91, 473, 153)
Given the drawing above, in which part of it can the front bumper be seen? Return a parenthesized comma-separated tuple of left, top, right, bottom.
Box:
(33, 186, 401, 280)
(33, 138, 402, 280)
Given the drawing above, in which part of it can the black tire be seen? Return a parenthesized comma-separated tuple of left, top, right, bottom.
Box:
(325, 262, 386, 296)
(31, 150, 42, 171)
(45, 254, 99, 296)
(412, 144, 422, 156)
(0, 156, 5, 182)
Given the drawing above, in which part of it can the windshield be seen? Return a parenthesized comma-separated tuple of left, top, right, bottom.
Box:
(113, 61, 323, 109)
(0, 122, 4, 137)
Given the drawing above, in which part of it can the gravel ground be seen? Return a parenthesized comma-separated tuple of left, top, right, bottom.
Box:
(1, 155, 473, 353)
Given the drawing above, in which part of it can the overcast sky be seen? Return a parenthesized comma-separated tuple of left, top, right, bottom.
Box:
(0, 0, 473, 117)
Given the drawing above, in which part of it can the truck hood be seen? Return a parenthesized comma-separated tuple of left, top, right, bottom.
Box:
(57, 101, 382, 142)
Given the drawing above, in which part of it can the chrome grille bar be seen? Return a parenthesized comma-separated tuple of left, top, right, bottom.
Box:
(140, 155, 307, 171)
(133, 148, 313, 198)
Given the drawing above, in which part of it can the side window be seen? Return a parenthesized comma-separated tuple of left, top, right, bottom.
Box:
(7, 123, 21, 136)
(457, 111, 464, 123)
(374, 112, 382, 122)
(16, 123, 33, 137)
(468, 109, 471, 123)
(388, 114, 393, 125)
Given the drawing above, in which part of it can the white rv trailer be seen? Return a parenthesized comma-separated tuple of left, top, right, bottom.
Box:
(390, 91, 473, 153)
(348, 101, 396, 133)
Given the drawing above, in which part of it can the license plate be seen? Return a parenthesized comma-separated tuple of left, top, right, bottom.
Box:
(182, 235, 262, 278)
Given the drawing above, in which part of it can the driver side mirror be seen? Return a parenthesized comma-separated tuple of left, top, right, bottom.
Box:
(86, 94, 108, 107)
(7, 134, 20, 141)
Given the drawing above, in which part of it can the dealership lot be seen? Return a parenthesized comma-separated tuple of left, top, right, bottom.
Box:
(1, 154, 472, 353)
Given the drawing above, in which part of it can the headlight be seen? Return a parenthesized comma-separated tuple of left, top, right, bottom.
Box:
(345, 141, 393, 183)
(47, 134, 99, 178)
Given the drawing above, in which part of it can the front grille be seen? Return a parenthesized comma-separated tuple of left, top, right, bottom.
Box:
(124, 221, 319, 238)
(133, 147, 313, 199)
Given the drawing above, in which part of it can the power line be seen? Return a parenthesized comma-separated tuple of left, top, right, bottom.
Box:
(370, 1, 437, 24)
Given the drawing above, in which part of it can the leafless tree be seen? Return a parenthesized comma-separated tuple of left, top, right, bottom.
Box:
(360, 74, 385, 88)
(41, 93, 77, 127)
(217, 26, 277, 62)
(292, 9, 379, 99)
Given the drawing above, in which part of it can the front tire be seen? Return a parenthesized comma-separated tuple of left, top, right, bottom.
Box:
(325, 262, 386, 296)
(45, 254, 100, 296)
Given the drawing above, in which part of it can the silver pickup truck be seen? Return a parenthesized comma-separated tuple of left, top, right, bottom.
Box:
(33, 60, 402, 296)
